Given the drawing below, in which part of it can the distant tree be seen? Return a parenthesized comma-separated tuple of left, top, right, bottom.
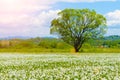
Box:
(50, 9, 107, 52)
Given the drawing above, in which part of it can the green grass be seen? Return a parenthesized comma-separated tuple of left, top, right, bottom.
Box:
(81, 48, 120, 53)
(0, 53, 120, 80)
(0, 48, 70, 53)
(1, 48, 120, 53)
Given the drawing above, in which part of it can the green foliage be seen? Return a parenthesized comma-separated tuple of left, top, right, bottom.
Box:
(0, 35, 120, 53)
(38, 38, 72, 49)
(51, 8, 107, 52)
(38, 38, 58, 48)
(0, 38, 72, 52)
(87, 35, 120, 48)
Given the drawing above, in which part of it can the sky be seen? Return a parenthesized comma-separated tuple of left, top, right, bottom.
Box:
(0, 0, 120, 38)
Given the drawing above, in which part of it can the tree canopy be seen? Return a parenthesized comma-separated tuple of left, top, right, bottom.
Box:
(50, 8, 107, 52)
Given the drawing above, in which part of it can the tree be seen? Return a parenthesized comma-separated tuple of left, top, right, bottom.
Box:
(50, 9, 107, 52)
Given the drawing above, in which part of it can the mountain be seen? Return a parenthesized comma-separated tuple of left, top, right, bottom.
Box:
(0, 36, 32, 40)
(103, 35, 120, 41)
(0, 35, 120, 40)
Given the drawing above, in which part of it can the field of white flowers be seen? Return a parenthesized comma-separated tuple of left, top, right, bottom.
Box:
(0, 53, 120, 80)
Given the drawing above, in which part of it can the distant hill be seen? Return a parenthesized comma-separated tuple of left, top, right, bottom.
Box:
(0, 35, 120, 41)
(0, 36, 32, 40)
(103, 35, 120, 41)
(0, 35, 57, 40)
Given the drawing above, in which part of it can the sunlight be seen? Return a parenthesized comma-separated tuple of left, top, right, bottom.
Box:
(1, 0, 22, 12)
(2, 0, 19, 6)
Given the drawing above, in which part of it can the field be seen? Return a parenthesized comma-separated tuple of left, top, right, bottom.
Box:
(0, 53, 120, 80)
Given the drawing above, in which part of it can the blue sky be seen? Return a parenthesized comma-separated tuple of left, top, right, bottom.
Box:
(0, 0, 120, 38)
(55, 1, 119, 14)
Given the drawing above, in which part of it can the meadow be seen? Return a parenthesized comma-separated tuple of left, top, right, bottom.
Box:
(0, 53, 120, 80)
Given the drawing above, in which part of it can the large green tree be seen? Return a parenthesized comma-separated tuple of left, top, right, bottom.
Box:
(50, 9, 107, 52)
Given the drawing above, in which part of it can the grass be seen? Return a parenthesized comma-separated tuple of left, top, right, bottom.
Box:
(1, 48, 120, 53)
(0, 53, 120, 80)
(81, 48, 120, 53)
(0, 48, 70, 53)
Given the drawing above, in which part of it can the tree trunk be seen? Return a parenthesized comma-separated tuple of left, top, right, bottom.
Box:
(74, 47, 79, 52)
(74, 43, 83, 52)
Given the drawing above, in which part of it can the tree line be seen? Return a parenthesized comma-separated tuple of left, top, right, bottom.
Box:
(0, 35, 120, 50)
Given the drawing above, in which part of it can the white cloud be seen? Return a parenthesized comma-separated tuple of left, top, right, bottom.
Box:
(29, 10, 61, 37)
(0, 0, 61, 37)
(32, 10, 61, 27)
(0, 0, 117, 37)
(106, 10, 120, 26)
(0, 10, 60, 37)
(0, 0, 53, 13)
